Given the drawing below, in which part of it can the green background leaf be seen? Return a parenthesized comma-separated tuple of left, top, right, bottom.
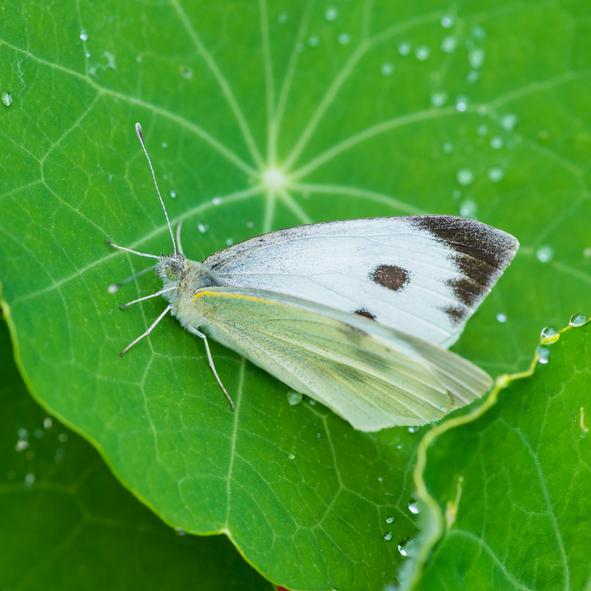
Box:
(407, 321, 591, 590)
(1, 1, 590, 589)
(0, 320, 271, 591)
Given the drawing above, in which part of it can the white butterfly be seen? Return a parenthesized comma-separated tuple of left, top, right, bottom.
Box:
(108, 124, 518, 432)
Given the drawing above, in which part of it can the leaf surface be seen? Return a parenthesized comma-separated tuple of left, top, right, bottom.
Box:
(0, 1, 590, 589)
(406, 321, 591, 591)
(0, 321, 271, 591)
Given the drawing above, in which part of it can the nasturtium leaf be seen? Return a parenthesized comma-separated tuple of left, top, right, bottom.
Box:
(405, 321, 591, 591)
(0, 321, 271, 591)
(0, 1, 590, 589)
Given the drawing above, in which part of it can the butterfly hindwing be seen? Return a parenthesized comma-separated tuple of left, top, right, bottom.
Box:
(194, 287, 492, 431)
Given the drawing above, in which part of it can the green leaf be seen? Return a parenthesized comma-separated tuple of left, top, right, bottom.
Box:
(0, 320, 272, 591)
(0, 1, 590, 589)
(405, 320, 591, 590)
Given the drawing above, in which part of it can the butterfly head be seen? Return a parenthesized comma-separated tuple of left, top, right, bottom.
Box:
(157, 253, 188, 283)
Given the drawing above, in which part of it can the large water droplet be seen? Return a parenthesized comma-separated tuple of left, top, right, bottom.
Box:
(536, 245, 554, 263)
(496, 312, 508, 323)
(397, 538, 411, 557)
(408, 499, 420, 514)
(569, 313, 588, 327)
(287, 390, 303, 406)
(540, 326, 560, 345)
(536, 346, 551, 364)
(2, 92, 13, 107)
(456, 168, 474, 186)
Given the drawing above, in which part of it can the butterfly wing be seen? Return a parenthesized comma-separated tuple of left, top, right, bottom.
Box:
(204, 216, 518, 348)
(194, 287, 492, 431)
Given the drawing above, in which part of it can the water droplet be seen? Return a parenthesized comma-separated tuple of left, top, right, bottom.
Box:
(490, 136, 503, 149)
(487, 167, 504, 182)
(383, 531, 393, 541)
(540, 326, 560, 345)
(103, 51, 116, 69)
(407, 426, 419, 433)
(180, 65, 193, 79)
(79, 29, 88, 41)
(24, 473, 35, 487)
(246, 220, 255, 229)
(455, 95, 469, 112)
(43, 417, 53, 429)
(380, 62, 394, 76)
(287, 390, 303, 406)
(469, 48, 485, 69)
(472, 25, 486, 39)
(478, 124, 489, 136)
(415, 46, 430, 61)
(17, 427, 27, 439)
(34, 429, 43, 439)
(338, 32, 351, 45)
(397, 538, 411, 557)
(441, 35, 457, 54)
(501, 113, 518, 131)
(443, 142, 454, 154)
(583, 247, 591, 258)
(175, 527, 186, 536)
(316, 432, 321, 439)
(308, 35, 319, 47)
(467, 70, 479, 83)
(384, 585, 397, 591)
(325, 6, 338, 21)
(15, 439, 29, 452)
(58, 433, 68, 443)
(536, 346, 551, 364)
(456, 168, 474, 186)
(569, 313, 588, 327)
(431, 91, 447, 107)
(496, 312, 508, 323)
(288, 452, 296, 460)
(385, 515, 395, 524)
(2, 92, 13, 107)
(169, 189, 177, 199)
(277, 11, 288, 24)
(398, 41, 411, 56)
(441, 15, 454, 28)
(212, 196, 222, 206)
(197, 223, 208, 234)
(452, 189, 461, 199)
(460, 199, 477, 218)
(536, 245, 554, 263)
(408, 499, 420, 514)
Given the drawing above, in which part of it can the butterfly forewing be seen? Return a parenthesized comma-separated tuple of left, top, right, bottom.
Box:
(204, 216, 518, 348)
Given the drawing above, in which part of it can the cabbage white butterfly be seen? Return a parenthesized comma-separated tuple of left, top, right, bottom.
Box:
(108, 123, 518, 432)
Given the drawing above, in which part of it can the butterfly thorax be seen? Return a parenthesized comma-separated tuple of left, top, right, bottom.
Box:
(157, 254, 218, 329)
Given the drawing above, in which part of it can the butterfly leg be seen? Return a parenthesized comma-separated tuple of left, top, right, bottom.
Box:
(119, 305, 171, 357)
(189, 327, 235, 411)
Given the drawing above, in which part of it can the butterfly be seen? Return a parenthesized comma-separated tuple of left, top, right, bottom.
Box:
(108, 123, 519, 432)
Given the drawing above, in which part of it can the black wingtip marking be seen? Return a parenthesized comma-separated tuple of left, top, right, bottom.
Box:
(412, 216, 518, 308)
(355, 308, 376, 320)
(370, 264, 410, 292)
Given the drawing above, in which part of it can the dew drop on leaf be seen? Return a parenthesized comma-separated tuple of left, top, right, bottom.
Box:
(338, 33, 350, 45)
(397, 41, 411, 56)
(501, 113, 518, 131)
(24, 472, 35, 487)
(441, 15, 454, 28)
(383, 531, 393, 541)
(2, 92, 13, 107)
(397, 538, 411, 557)
(431, 92, 447, 107)
(415, 45, 430, 61)
(569, 313, 588, 327)
(496, 312, 508, 323)
(490, 136, 503, 149)
(456, 168, 474, 186)
(455, 95, 469, 112)
(460, 200, 477, 218)
(324, 7, 338, 22)
(487, 167, 504, 182)
(407, 499, 420, 514)
(380, 62, 394, 77)
(536, 346, 551, 364)
(536, 245, 554, 263)
(540, 326, 560, 345)
(385, 515, 394, 524)
(469, 48, 485, 69)
(441, 35, 457, 54)
(286, 390, 303, 406)
(79, 29, 88, 41)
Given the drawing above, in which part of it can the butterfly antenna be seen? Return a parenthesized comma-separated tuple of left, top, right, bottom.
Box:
(135, 122, 177, 256)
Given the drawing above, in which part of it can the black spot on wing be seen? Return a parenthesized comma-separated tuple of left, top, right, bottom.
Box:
(443, 305, 468, 324)
(370, 264, 410, 292)
(412, 215, 518, 308)
(355, 308, 376, 320)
